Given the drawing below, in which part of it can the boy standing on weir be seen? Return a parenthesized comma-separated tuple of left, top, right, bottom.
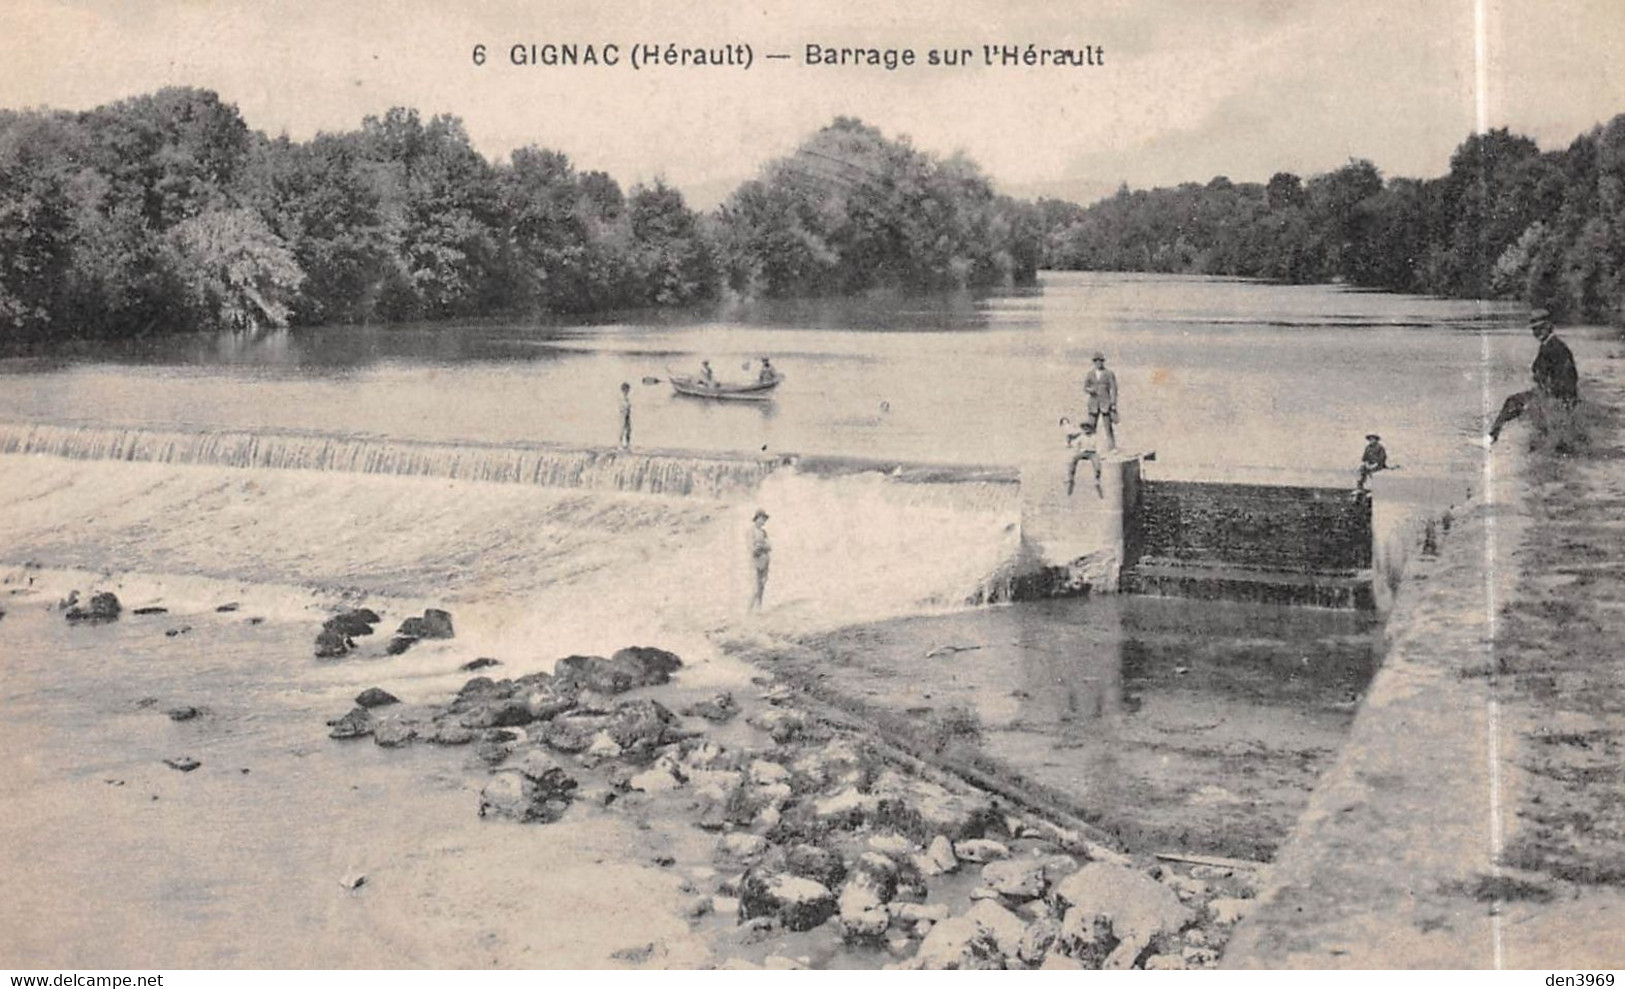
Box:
(1084, 351, 1119, 451)
(618, 382, 633, 449)
(749, 508, 771, 611)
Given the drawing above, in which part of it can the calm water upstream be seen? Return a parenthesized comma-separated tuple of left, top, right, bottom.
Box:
(0, 272, 1532, 491)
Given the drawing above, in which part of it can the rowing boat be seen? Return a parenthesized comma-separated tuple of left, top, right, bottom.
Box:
(668, 371, 783, 401)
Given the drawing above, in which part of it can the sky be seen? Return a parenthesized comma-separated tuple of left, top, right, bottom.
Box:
(2, 0, 1623, 207)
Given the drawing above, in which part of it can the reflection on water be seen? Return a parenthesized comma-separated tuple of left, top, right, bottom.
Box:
(797, 592, 1380, 858)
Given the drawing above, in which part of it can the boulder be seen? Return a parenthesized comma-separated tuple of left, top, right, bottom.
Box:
(324, 610, 379, 638)
(716, 833, 770, 864)
(354, 687, 400, 709)
(953, 839, 1010, 864)
(553, 648, 679, 695)
(65, 591, 121, 624)
(478, 763, 577, 823)
(913, 900, 1026, 970)
(610, 645, 683, 684)
(873, 771, 1002, 842)
(784, 844, 847, 889)
(1052, 862, 1193, 968)
(848, 852, 901, 903)
(523, 683, 578, 721)
(163, 756, 201, 772)
(543, 715, 608, 753)
(918, 835, 959, 876)
(837, 882, 890, 943)
(981, 854, 1078, 900)
(460, 657, 501, 672)
(132, 606, 168, 616)
(397, 608, 454, 639)
(384, 636, 417, 656)
(167, 706, 201, 722)
(1016, 916, 1062, 966)
(426, 720, 475, 745)
(460, 698, 535, 729)
(314, 628, 351, 659)
(738, 871, 837, 932)
(327, 707, 374, 740)
(606, 699, 679, 761)
(682, 692, 739, 722)
(372, 720, 416, 748)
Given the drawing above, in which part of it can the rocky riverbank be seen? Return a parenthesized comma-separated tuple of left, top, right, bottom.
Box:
(318, 618, 1268, 969)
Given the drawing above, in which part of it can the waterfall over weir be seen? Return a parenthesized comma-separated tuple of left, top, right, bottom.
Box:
(0, 421, 788, 500)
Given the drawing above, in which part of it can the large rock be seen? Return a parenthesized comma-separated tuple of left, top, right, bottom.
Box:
(605, 698, 679, 761)
(738, 870, 837, 932)
(1052, 862, 1194, 969)
(327, 707, 374, 740)
(65, 591, 121, 624)
(397, 608, 455, 639)
(325, 610, 380, 638)
(848, 852, 900, 903)
(837, 882, 890, 943)
(872, 770, 1002, 842)
(314, 628, 351, 659)
(354, 687, 400, 708)
(981, 854, 1078, 900)
(781, 845, 846, 888)
(610, 645, 683, 684)
(914, 901, 1027, 970)
(554, 647, 682, 696)
(372, 720, 416, 747)
(478, 761, 577, 823)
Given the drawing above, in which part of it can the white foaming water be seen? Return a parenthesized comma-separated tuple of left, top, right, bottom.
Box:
(0, 443, 1023, 659)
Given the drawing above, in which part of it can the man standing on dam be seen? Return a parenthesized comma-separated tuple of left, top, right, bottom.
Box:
(1084, 351, 1119, 451)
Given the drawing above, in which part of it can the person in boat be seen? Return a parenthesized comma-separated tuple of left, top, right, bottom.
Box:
(1356, 433, 1387, 490)
(699, 360, 717, 387)
(1488, 309, 1579, 444)
(757, 357, 776, 384)
(618, 382, 633, 449)
(1084, 351, 1119, 451)
(1061, 416, 1103, 498)
(749, 508, 771, 611)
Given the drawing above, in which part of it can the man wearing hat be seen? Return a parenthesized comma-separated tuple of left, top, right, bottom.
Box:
(1357, 433, 1388, 490)
(1488, 309, 1579, 444)
(749, 508, 771, 611)
(1084, 351, 1119, 451)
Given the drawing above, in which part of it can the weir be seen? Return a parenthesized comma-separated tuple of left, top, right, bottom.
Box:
(2, 419, 1381, 610)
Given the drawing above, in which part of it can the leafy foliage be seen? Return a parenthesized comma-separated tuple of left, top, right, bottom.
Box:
(1040, 119, 1625, 328)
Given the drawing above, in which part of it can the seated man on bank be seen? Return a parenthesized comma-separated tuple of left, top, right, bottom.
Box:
(1488, 309, 1579, 444)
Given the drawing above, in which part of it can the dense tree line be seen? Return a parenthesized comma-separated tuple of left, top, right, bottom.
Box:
(0, 88, 720, 345)
(1041, 118, 1625, 326)
(0, 93, 1039, 346)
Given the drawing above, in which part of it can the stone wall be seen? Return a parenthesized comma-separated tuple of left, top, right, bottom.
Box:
(1126, 481, 1372, 574)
